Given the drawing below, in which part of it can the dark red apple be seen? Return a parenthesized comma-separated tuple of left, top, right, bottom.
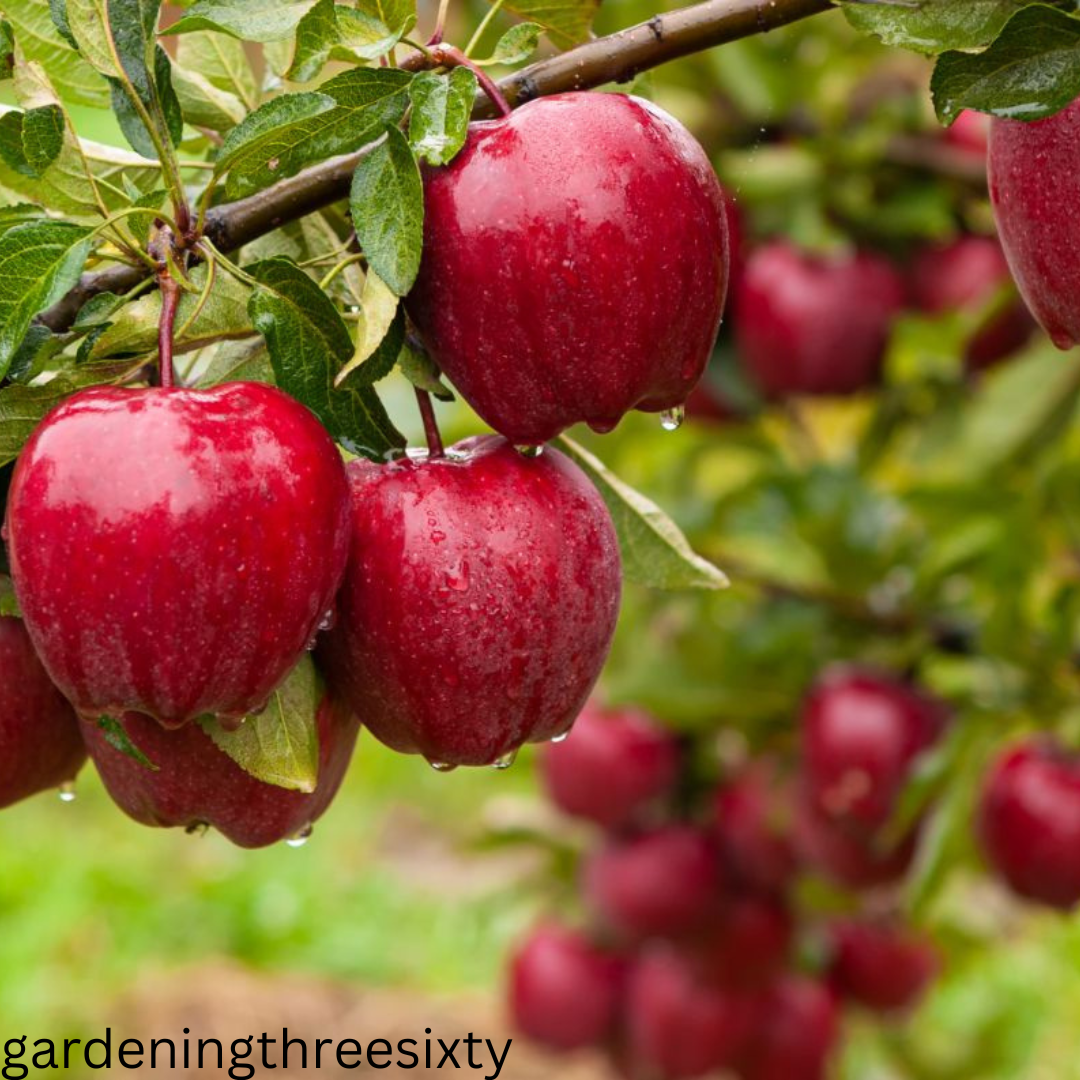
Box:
(733, 242, 905, 397)
(909, 236, 1034, 369)
(625, 945, 755, 1079)
(738, 976, 839, 1080)
(945, 110, 990, 156)
(802, 667, 945, 838)
(508, 924, 626, 1051)
(583, 825, 723, 940)
(698, 894, 793, 991)
(319, 436, 621, 768)
(989, 96, 1080, 349)
(0, 613, 85, 808)
(978, 741, 1080, 909)
(828, 919, 938, 1013)
(407, 91, 729, 445)
(81, 696, 360, 848)
(540, 700, 679, 829)
(796, 801, 916, 890)
(5, 383, 351, 728)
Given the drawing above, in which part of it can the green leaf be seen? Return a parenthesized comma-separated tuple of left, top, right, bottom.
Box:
(349, 124, 423, 297)
(334, 268, 399, 385)
(478, 21, 543, 66)
(408, 67, 476, 166)
(170, 61, 245, 132)
(842, 0, 1044, 55)
(216, 68, 412, 199)
(0, 203, 44, 235)
(187, 337, 274, 388)
(94, 714, 158, 770)
(489, 0, 597, 48)
(339, 308, 404, 388)
(0, 20, 15, 79)
(397, 336, 453, 401)
(203, 657, 322, 793)
(287, 0, 339, 82)
(174, 29, 257, 111)
(0, 219, 91, 377)
(557, 436, 728, 591)
(0, 574, 21, 618)
(166, 0, 324, 43)
(332, 6, 408, 63)
(355, 0, 415, 37)
(247, 256, 405, 459)
(931, 5, 1080, 124)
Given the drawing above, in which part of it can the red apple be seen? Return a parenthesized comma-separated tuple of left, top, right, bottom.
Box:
(698, 894, 793, 991)
(0, 614, 85, 808)
(81, 696, 360, 849)
(5, 384, 351, 728)
(989, 96, 1080, 349)
(802, 667, 945, 838)
(583, 825, 723, 941)
(733, 242, 905, 397)
(909, 236, 1034, 369)
(407, 91, 729, 445)
(978, 741, 1080, 909)
(509, 924, 626, 1051)
(625, 945, 755, 1079)
(738, 976, 839, 1080)
(796, 801, 916, 890)
(828, 919, 938, 1013)
(540, 700, 679, 829)
(319, 436, 621, 768)
(945, 110, 990, 156)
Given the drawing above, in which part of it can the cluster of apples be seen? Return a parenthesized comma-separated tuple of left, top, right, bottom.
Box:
(0, 91, 729, 844)
(509, 667, 946, 1080)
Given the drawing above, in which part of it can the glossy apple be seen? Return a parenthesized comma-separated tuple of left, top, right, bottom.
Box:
(738, 976, 839, 1080)
(6, 383, 351, 728)
(698, 894, 793, 991)
(509, 925, 626, 1051)
(734, 242, 904, 397)
(583, 825, 723, 940)
(540, 700, 679, 829)
(319, 436, 621, 768)
(0, 614, 85, 808)
(978, 741, 1080, 909)
(407, 91, 729, 445)
(829, 920, 938, 1013)
(989, 96, 1080, 349)
(909, 236, 1034, 369)
(81, 695, 360, 848)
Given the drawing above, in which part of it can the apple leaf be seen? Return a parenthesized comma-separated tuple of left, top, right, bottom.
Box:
(931, 6, 1080, 124)
(398, 336, 454, 401)
(487, 0, 597, 48)
(203, 657, 322, 793)
(0, 21, 15, 79)
(0, 574, 21, 618)
(557, 436, 728, 591)
(174, 30, 258, 111)
(170, 63, 246, 132)
(334, 268, 400, 385)
(166, 0, 323, 42)
(94, 714, 159, 770)
(332, 6, 409, 64)
(187, 337, 275, 388)
(248, 256, 405, 459)
(477, 21, 544, 66)
(408, 67, 477, 166)
(287, 0, 338, 82)
(0, 219, 92, 377)
(349, 124, 423, 297)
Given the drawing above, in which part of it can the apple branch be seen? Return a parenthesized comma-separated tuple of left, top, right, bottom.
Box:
(39, 0, 834, 334)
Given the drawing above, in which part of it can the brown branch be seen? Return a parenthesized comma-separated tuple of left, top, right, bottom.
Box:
(38, 0, 834, 335)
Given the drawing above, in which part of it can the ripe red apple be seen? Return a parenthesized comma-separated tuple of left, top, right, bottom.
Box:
(5, 383, 351, 729)
(828, 919, 938, 1013)
(796, 801, 916, 890)
(909, 236, 1034, 369)
(508, 925, 626, 1051)
(988, 96, 1080, 349)
(698, 894, 793, 991)
(738, 976, 839, 1080)
(802, 667, 945, 838)
(319, 436, 621, 768)
(625, 945, 755, 1080)
(714, 761, 799, 894)
(978, 741, 1080, 909)
(0, 614, 85, 808)
(945, 109, 990, 156)
(540, 700, 679, 829)
(81, 696, 360, 848)
(583, 825, 723, 941)
(407, 91, 729, 445)
(733, 242, 904, 397)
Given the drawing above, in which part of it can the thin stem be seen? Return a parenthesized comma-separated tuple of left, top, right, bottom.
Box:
(464, 0, 505, 57)
(415, 388, 445, 459)
(429, 0, 452, 46)
(158, 272, 181, 390)
(428, 43, 513, 116)
(319, 251, 367, 291)
(196, 239, 263, 288)
(175, 255, 217, 341)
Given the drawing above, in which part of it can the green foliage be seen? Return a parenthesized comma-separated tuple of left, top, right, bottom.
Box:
(489, 0, 598, 47)
(167, 0, 325, 43)
(409, 68, 477, 166)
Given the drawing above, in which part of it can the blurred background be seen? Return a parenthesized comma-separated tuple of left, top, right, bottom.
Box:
(5, 0, 1080, 1076)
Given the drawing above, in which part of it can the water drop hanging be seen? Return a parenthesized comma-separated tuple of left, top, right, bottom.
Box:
(659, 405, 685, 432)
(550, 732, 570, 744)
(492, 749, 519, 770)
(515, 444, 544, 458)
(57, 781, 77, 803)
(429, 760, 458, 773)
(286, 824, 313, 848)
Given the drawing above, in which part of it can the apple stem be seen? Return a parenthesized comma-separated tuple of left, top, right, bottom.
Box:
(415, 388, 446, 459)
(158, 272, 181, 390)
(407, 43, 513, 118)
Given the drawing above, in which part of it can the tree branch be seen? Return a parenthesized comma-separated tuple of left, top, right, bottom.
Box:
(39, 0, 834, 334)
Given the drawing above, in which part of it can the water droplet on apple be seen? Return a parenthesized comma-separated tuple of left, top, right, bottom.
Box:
(515, 444, 544, 458)
(429, 760, 458, 773)
(491, 750, 518, 770)
(444, 559, 470, 592)
(659, 405, 685, 431)
(58, 781, 77, 803)
(286, 824, 313, 848)
(550, 732, 570, 744)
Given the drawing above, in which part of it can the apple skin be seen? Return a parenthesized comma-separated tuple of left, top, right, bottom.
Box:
(796, 801, 916, 890)
(801, 667, 945, 838)
(540, 700, 680, 830)
(989, 97, 1080, 350)
(738, 976, 839, 1080)
(80, 696, 360, 849)
(407, 91, 729, 445)
(508, 925, 627, 1052)
(6, 383, 351, 729)
(734, 242, 905, 397)
(319, 436, 621, 767)
(978, 741, 1080, 909)
(909, 236, 1034, 369)
(828, 920, 938, 1013)
(945, 110, 990, 156)
(0, 615, 85, 808)
(697, 894, 793, 991)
